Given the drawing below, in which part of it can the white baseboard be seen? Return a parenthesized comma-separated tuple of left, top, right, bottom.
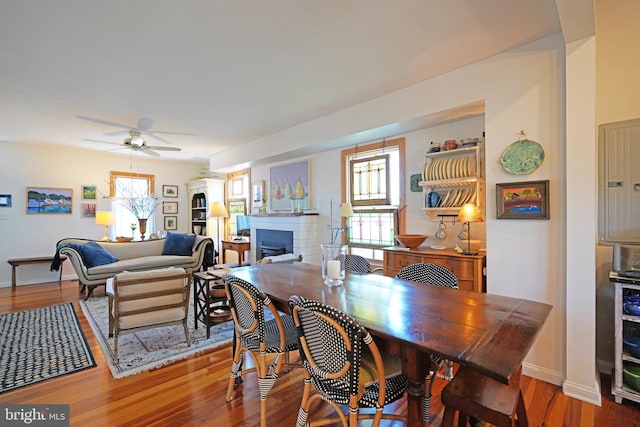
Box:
(523, 362, 602, 406)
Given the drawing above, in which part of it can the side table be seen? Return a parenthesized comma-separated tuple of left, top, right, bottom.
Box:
(193, 270, 231, 338)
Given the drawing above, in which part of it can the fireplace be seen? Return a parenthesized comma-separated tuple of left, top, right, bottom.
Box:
(249, 213, 320, 264)
(255, 229, 293, 261)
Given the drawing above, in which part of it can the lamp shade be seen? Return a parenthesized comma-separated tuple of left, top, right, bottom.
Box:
(210, 202, 229, 218)
(95, 211, 115, 226)
(340, 202, 354, 217)
(457, 203, 482, 223)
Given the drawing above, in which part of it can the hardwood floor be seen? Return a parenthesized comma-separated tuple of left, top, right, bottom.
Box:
(1, 280, 640, 426)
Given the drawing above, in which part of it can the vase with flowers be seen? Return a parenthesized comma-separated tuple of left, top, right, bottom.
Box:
(112, 184, 161, 240)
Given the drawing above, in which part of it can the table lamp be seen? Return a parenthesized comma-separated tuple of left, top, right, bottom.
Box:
(330, 200, 354, 244)
(210, 202, 229, 262)
(457, 203, 482, 255)
(95, 211, 115, 241)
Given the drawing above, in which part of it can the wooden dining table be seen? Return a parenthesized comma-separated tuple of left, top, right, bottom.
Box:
(228, 262, 552, 427)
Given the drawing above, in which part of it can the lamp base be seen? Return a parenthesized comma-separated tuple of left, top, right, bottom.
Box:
(460, 251, 478, 256)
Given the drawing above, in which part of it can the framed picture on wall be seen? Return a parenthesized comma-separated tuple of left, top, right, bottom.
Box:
(252, 180, 265, 208)
(496, 180, 549, 219)
(269, 160, 311, 211)
(26, 187, 73, 214)
(164, 216, 177, 230)
(163, 185, 178, 198)
(81, 203, 96, 218)
(163, 201, 178, 214)
(0, 194, 12, 207)
(81, 185, 97, 200)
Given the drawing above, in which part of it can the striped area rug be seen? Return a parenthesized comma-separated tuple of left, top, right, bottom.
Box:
(0, 303, 96, 393)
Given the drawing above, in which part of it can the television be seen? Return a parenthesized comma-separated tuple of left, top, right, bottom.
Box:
(236, 215, 250, 237)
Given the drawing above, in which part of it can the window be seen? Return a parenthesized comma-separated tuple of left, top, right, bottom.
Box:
(110, 171, 156, 239)
(226, 169, 250, 237)
(341, 138, 405, 261)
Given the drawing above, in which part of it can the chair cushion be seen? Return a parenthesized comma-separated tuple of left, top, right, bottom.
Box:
(79, 241, 119, 267)
(162, 232, 196, 256)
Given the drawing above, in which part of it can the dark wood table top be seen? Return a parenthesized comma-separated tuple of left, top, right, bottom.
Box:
(227, 262, 552, 385)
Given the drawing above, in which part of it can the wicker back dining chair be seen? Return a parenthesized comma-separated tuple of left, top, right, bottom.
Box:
(339, 254, 371, 273)
(288, 295, 408, 427)
(224, 275, 299, 427)
(395, 262, 459, 422)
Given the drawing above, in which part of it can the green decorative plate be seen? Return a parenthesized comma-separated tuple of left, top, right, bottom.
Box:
(500, 139, 545, 175)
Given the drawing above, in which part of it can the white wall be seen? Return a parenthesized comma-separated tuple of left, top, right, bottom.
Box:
(216, 34, 576, 394)
(595, 0, 640, 374)
(0, 142, 206, 287)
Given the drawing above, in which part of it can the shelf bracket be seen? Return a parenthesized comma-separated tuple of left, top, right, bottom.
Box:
(438, 214, 458, 225)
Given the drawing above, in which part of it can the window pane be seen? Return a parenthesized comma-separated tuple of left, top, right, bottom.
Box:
(346, 210, 397, 247)
(113, 176, 155, 239)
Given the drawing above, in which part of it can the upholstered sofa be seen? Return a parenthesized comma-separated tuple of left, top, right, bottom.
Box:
(54, 233, 214, 298)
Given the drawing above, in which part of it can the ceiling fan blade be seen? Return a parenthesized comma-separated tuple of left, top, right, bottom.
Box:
(140, 147, 160, 157)
(150, 130, 196, 136)
(147, 145, 182, 151)
(137, 117, 155, 131)
(103, 130, 131, 137)
(76, 115, 132, 130)
(83, 138, 122, 147)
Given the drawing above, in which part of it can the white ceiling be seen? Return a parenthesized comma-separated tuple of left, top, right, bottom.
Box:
(0, 1, 566, 164)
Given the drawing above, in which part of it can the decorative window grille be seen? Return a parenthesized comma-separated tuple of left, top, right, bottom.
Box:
(350, 155, 390, 206)
(342, 141, 403, 257)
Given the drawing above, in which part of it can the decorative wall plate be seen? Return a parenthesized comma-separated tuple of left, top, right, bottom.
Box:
(500, 139, 545, 175)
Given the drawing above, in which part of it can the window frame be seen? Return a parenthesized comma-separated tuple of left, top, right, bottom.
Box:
(341, 137, 406, 252)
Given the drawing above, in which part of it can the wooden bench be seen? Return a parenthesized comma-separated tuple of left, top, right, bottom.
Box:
(441, 365, 528, 427)
(7, 256, 66, 289)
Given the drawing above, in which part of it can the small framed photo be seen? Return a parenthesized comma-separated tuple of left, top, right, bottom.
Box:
(164, 216, 177, 230)
(0, 194, 12, 207)
(81, 203, 96, 218)
(252, 180, 265, 208)
(496, 180, 549, 219)
(81, 185, 97, 200)
(163, 201, 178, 214)
(163, 185, 178, 198)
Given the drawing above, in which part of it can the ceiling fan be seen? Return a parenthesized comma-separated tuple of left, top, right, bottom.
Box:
(84, 130, 182, 157)
(77, 115, 190, 156)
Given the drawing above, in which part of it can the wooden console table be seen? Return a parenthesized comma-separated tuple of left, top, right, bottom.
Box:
(220, 240, 250, 266)
(383, 246, 486, 292)
(8, 255, 67, 289)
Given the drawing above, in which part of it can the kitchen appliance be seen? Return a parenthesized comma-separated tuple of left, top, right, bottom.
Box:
(613, 244, 640, 278)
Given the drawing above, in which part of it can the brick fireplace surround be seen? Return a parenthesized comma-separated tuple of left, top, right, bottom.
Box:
(249, 213, 320, 265)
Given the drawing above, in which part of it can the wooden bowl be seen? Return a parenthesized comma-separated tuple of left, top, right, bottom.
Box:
(395, 234, 428, 249)
(115, 236, 133, 242)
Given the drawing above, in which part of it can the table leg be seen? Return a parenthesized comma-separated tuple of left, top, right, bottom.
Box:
(11, 265, 16, 289)
(401, 345, 428, 427)
(193, 275, 199, 331)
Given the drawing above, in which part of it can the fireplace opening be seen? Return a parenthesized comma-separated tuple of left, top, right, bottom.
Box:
(256, 229, 293, 261)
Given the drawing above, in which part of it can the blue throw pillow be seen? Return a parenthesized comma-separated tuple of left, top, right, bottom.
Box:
(80, 241, 119, 267)
(162, 232, 196, 256)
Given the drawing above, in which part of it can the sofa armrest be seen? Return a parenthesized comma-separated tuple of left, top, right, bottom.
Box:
(192, 236, 215, 269)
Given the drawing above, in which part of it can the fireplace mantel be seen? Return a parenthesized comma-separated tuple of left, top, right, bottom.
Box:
(250, 214, 319, 264)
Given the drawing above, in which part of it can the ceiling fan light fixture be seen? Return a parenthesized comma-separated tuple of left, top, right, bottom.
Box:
(130, 133, 144, 147)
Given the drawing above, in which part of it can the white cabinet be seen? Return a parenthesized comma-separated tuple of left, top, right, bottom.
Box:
(419, 145, 485, 221)
(187, 178, 225, 239)
(611, 273, 640, 404)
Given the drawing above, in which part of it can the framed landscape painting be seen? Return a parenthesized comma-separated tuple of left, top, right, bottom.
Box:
(496, 180, 549, 219)
(81, 185, 97, 200)
(81, 203, 96, 218)
(27, 187, 73, 214)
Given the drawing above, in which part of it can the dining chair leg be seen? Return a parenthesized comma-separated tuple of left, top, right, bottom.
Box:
(226, 338, 245, 401)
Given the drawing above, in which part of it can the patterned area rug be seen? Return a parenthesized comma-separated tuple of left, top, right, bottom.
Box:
(0, 303, 96, 394)
(80, 296, 234, 378)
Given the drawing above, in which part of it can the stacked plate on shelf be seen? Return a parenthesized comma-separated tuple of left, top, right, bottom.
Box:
(423, 155, 476, 181)
(439, 187, 476, 208)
